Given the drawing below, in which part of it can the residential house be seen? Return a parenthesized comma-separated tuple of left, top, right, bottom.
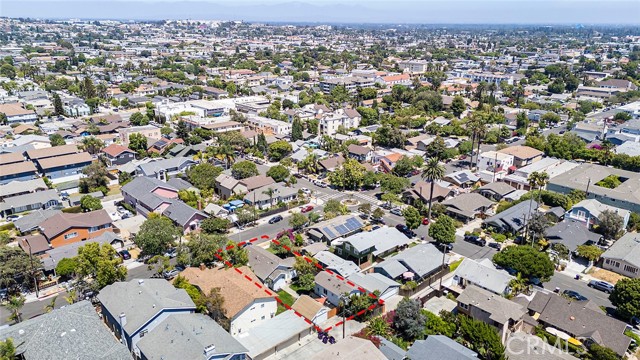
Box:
(234, 310, 312, 360)
(98, 279, 196, 356)
(0, 178, 47, 201)
(42, 232, 124, 272)
(347, 144, 373, 163)
(310, 336, 388, 360)
(483, 200, 538, 234)
(502, 158, 580, 191)
(136, 313, 249, 360)
(0, 152, 25, 166)
(35, 152, 94, 182)
(317, 108, 361, 136)
(203, 203, 230, 218)
(374, 243, 447, 282)
(0, 161, 38, 184)
(601, 232, 640, 278)
(347, 272, 401, 302)
(291, 295, 330, 326)
(457, 285, 526, 343)
(0, 301, 132, 360)
(546, 219, 602, 255)
(314, 250, 361, 278)
(180, 266, 277, 336)
(443, 193, 494, 222)
(39, 209, 113, 248)
(0, 102, 38, 124)
(334, 227, 412, 265)
(406, 336, 478, 360)
(506, 332, 579, 360)
(566, 199, 630, 230)
(244, 183, 298, 210)
(247, 246, 295, 290)
(314, 270, 361, 306)
(402, 180, 454, 206)
(101, 143, 137, 166)
(318, 154, 345, 173)
(443, 170, 481, 188)
(307, 215, 365, 243)
(547, 163, 640, 213)
(118, 125, 162, 146)
(476, 182, 517, 201)
(162, 199, 209, 233)
(25, 144, 80, 161)
(0, 188, 60, 217)
(379, 152, 404, 173)
(246, 115, 292, 135)
(527, 292, 631, 356)
(13, 208, 60, 234)
(497, 146, 544, 168)
(215, 174, 276, 200)
(477, 151, 514, 173)
(136, 157, 196, 180)
(451, 258, 514, 296)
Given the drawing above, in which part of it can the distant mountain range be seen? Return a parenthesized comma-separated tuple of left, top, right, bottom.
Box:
(2, 0, 639, 25)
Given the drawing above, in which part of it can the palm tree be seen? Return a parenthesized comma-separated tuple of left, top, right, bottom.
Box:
(601, 139, 615, 166)
(509, 273, 530, 296)
(80, 136, 104, 155)
(64, 289, 78, 305)
(262, 187, 276, 209)
(535, 171, 550, 206)
(421, 158, 446, 220)
(524, 171, 547, 244)
(43, 296, 58, 313)
(6, 295, 25, 324)
(467, 114, 487, 170)
(0, 338, 16, 359)
(212, 145, 235, 169)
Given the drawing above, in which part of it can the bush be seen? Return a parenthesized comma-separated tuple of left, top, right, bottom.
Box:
(492, 233, 507, 243)
(61, 206, 82, 213)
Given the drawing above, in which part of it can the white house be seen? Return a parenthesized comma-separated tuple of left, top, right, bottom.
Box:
(477, 151, 514, 173)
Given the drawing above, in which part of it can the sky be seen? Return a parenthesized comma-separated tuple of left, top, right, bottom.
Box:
(2, 0, 639, 24)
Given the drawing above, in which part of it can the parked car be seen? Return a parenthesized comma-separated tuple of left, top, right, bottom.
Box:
(117, 206, 126, 214)
(164, 248, 177, 259)
(422, 218, 430, 225)
(118, 250, 131, 260)
(395, 224, 416, 238)
(371, 226, 381, 231)
(588, 280, 615, 293)
(301, 205, 314, 213)
(163, 268, 180, 280)
(488, 242, 502, 251)
(562, 290, 588, 301)
(269, 215, 284, 224)
(6, 215, 21, 222)
(464, 235, 486, 247)
(436, 242, 454, 252)
(390, 208, 403, 216)
(301, 187, 311, 195)
(371, 217, 385, 224)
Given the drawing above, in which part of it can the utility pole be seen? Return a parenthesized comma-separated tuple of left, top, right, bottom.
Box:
(25, 238, 39, 298)
(438, 243, 447, 293)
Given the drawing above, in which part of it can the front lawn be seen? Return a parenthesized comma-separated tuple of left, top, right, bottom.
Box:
(276, 290, 295, 315)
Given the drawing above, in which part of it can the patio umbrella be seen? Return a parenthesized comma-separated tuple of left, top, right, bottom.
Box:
(403, 272, 415, 279)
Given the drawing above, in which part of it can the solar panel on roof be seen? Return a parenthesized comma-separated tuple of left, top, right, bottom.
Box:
(335, 225, 348, 235)
(323, 227, 337, 239)
(348, 218, 361, 227)
(344, 222, 355, 232)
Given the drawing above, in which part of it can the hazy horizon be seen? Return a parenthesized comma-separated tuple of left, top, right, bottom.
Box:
(2, 0, 639, 25)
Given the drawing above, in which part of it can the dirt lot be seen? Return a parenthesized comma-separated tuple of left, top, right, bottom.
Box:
(589, 267, 627, 284)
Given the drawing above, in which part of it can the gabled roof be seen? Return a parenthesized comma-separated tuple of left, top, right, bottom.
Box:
(477, 181, 516, 197)
(546, 220, 602, 252)
(0, 188, 60, 212)
(314, 250, 361, 277)
(0, 152, 24, 165)
(13, 208, 61, 234)
(453, 258, 513, 294)
(102, 143, 135, 157)
(572, 199, 630, 221)
(238, 175, 275, 192)
(483, 199, 538, 233)
(121, 176, 178, 200)
(180, 266, 274, 318)
(0, 161, 38, 177)
(137, 157, 195, 176)
(407, 336, 477, 360)
(98, 279, 195, 335)
(375, 243, 446, 279)
(342, 227, 412, 256)
(291, 295, 325, 321)
(602, 232, 640, 268)
(26, 144, 79, 160)
(443, 193, 494, 217)
(37, 152, 93, 170)
(0, 301, 132, 360)
(236, 310, 311, 359)
(162, 199, 208, 227)
(39, 209, 112, 239)
(315, 271, 358, 295)
(0, 178, 47, 198)
(247, 245, 293, 282)
(457, 285, 526, 325)
(136, 313, 248, 360)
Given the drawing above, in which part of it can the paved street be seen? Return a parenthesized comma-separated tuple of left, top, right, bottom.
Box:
(545, 272, 613, 310)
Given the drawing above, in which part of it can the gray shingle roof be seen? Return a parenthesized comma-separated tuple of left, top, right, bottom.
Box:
(314, 250, 360, 277)
(458, 285, 526, 325)
(0, 300, 132, 360)
(98, 279, 195, 335)
(483, 199, 538, 233)
(13, 208, 61, 234)
(0, 178, 47, 198)
(121, 175, 178, 200)
(342, 227, 411, 256)
(235, 310, 311, 359)
(453, 258, 513, 295)
(162, 199, 208, 227)
(602, 232, 640, 268)
(407, 336, 477, 360)
(374, 243, 446, 280)
(137, 157, 195, 176)
(546, 219, 602, 252)
(0, 188, 60, 212)
(247, 245, 293, 282)
(136, 313, 248, 360)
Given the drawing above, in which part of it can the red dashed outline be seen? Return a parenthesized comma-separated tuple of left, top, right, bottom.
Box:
(213, 234, 384, 333)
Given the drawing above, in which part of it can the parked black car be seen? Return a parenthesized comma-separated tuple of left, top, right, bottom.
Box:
(562, 289, 588, 301)
(269, 215, 283, 224)
(395, 224, 416, 238)
(118, 250, 131, 260)
(488, 242, 502, 251)
(464, 235, 486, 247)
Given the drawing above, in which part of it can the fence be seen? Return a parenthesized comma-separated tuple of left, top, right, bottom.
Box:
(398, 266, 450, 298)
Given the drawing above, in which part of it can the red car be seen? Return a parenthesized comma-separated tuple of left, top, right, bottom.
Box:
(301, 205, 314, 213)
(422, 218, 430, 225)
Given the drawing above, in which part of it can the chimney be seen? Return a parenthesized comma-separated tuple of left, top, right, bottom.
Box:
(138, 279, 145, 286)
(199, 263, 206, 271)
(119, 312, 127, 327)
(203, 344, 216, 357)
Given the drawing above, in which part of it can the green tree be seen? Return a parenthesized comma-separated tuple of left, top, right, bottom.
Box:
(589, 344, 621, 360)
(200, 217, 230, 234)
(458, 315, 506, 360)
(0, 246, 32, 292)
(392, 156, 416, 177)
(403, 206, 422, 230)
(231, 160, 259, 180)
(49, 133, 66, 146)
(328, 158, 366, 190)
(225, 240, 248, 267)
(375, 125, 406, 148)
(186, 233, 227, 266)
(6, 295, 25, 323)
(372, 207, 385, 220)
(358, 203, 372, 216)
(289, 213, 308, 230)
(271, 235, 294, 256)
(393, 298, 426, 341)
(610, 278, 640, 321)
(0, 113, 6, 125)
(428, 215, 456, 244)
(187, 163, 223, 190)
(128, 133, 148, 154)
(80, 195, 103, 212)
(266, 164, 290, 182)
(451, 95, 466, 118)
(324, 199, 348, 216)
(135, 216, 181, 256)
(268, 140, 293, 161)
(55, 257, 79, 278)
(210, 144, 235, 169)
(129, 111, 148, 126)
(422, 310, 457, 337)
(79, 162, 109, 194)
(528, 212, 550, 241)
(76, 243, 127, 289)
(598, 209, 624, 240)
(80, 136, 104, 155)
(0, 338, 16, 359)
(574, 245, 603, 264)
(53, 93, 64, 115)
(421, 157, 446, 219)
(547, 80, 565, 94)
(380, 174, 410, 194)
(357, 107, 379, 126)
(0, 63, 16, 79)
(291, 117, 304, 141)
(492, 245, 554, 282)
